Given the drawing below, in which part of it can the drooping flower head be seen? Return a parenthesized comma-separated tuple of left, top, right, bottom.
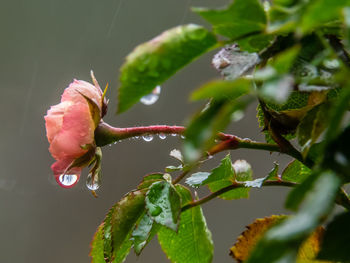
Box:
(45, 71, 106, 188)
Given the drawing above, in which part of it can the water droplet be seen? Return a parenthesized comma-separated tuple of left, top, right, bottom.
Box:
(142, 134, 153, 142)
(59, 174, 78, 187)
(171, 133, 177, 137)
(113, 141, 117, 144)
(150, 206, 162, 216)
(180, 135, 185, 139)
(140, 86, 161, 105)
(86, 172, 101, 191)
(134, 136, 140, 140)
(158, 133, 166, 140)
(323, 59, 340, 69)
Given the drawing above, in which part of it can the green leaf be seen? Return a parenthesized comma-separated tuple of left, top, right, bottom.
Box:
(193, 0, 266, 39)
(131, 213, 160, 255)
(118, 24, 217, 113)
(138, 173, 165, 190)
(90, 223, 105, 263)
(208, 158, 253, 200)
(236, 34, 275, 52)
(301, 0, 350, 34)
(158, 185, 214, 263)
(282, 160, 311, 184)
(102, 190, 146, 262)
(190, 78, 251, 101)
(247, 171, 341, 263)
(145, 181, 181, 231)
(297, 103, 330, 157)
(317, 212, 350, 262)
(243, 162, 280, 188)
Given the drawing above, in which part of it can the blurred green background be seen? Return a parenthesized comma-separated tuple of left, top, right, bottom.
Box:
(0, 0, 292, 262)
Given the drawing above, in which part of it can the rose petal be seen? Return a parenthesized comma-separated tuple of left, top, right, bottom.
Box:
(49, 102, 94, 160)
(45, 101, 73, 143)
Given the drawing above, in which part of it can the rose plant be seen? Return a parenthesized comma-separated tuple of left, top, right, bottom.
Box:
(46, 0, 350, 262)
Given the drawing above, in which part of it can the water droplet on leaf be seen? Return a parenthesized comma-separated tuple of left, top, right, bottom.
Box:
(59, 174, 78, 187)
(150, 206, 162, 216)
(140, 86, 161, 105)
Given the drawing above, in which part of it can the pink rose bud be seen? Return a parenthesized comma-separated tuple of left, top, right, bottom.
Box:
(45, 72, 105, 188)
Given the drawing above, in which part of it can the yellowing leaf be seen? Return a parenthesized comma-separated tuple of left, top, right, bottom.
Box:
(230, 215, 331, 263)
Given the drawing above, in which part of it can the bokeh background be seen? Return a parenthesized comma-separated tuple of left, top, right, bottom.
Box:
(1, 0, 293, 262)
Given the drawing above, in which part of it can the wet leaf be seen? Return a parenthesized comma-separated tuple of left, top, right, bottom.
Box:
(190, 79, 251, 101)
(169, 149, 184, 164)
(158, 185, 213, 263)
(94, 190, 146, 263)
(230, 215, 327, 263)
(317, 212, 350, 262)
(145, 181, 181, 231)
(212, 46, 260, 80)
(131, 213, 160, 255)
(247, 171, 341, 263)
(193, 0, 266, 40)
(118, 24, 217, 113)
(185, 172, 211, 188)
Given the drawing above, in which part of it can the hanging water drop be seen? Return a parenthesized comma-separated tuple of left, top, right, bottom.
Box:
(140, 86, 161, 105)
(58, 174, 78, 187)
(86, 172, 101, 191)
(134, 136, 140, 140)
(180, 135, 185, 139)
(158, 133, 166, 140)
(171, 133, 177, 137)
(142, 134, 153, 142)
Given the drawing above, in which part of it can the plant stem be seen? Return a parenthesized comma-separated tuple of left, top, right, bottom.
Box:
(181, 180, 350, 212)
(181, 180, 297, 212)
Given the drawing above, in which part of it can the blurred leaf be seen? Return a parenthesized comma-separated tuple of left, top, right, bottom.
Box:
(257, 46, 301, 104)
(297, 103, 330, 157)
(193, 0, 266, 39)
(317, 212, 350, 262)
(165, 165, 183, 172)
(208, 158, 253, 200)
(236, 34, 275, 52)
(247, 171, 341, 263)
(102, 190, 146, 263)
(212, 46, 260, 80)
(145, 181, 181, 231)
(118, 24, 217, 113)
(138, 173, 165, 190)
(158, 185, 213, 263)
(90, 223, 105, 263)
(301, 0, 350, 34)
(131, 213, 160, 255)
(324, 125, 350, 181)
(282, 160, 311, 184)
(191, 78, 251, 101)
(230, 215, 327, 263)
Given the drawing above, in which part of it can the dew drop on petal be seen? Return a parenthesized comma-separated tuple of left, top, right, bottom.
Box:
(140, 86, 161, 105)
(59, 174, 78, 187)
(142, 134, 153, 142)
(86, 172, 101, 191)
(158, 133, 166, 140)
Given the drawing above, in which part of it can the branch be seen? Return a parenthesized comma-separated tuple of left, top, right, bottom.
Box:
(181, 180, 350, 212)
(181, 180, 297, 212)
